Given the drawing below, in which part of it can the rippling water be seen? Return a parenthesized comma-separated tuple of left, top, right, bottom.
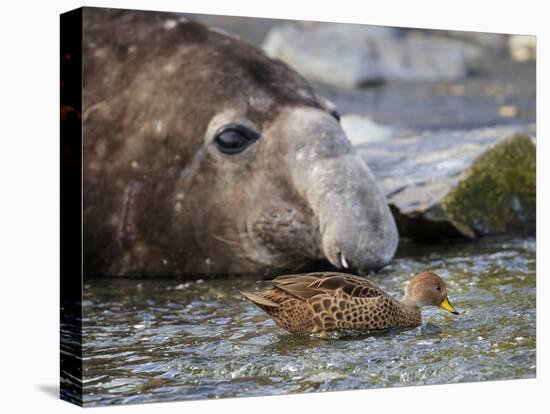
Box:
(80, 237, 536, 406)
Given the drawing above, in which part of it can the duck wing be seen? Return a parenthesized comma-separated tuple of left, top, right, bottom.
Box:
(273, 272, 386, 300)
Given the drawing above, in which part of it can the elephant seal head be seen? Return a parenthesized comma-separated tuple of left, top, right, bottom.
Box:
(82, 9, 398, 276)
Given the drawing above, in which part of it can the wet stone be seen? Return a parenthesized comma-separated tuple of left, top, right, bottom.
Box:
(356, 124, 536, 241)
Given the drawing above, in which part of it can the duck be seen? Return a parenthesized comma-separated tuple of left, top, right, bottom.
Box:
(241, 271, 458, 334)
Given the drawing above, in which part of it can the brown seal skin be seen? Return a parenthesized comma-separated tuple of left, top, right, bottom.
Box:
(82, 7, 399, 277)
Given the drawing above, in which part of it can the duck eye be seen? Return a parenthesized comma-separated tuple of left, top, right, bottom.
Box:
(329, 109, 341, 122)
(436, 286, 441, 291)
(213, 123, 260, 155)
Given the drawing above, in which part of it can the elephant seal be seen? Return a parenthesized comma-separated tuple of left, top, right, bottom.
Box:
(82, 8, 398, 277)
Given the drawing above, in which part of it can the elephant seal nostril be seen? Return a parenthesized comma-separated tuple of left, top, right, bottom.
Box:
(337, 251, 349, 270)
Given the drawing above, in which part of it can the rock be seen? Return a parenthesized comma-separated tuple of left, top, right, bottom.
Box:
(263, 23, 482, 88)
(312, 49, 535, 130)
(341, 114, 416, 145)
(444, 31, 508, 53)
(263, 23, 396, 88)
(509, 35, 536, 62)
(385, 31, 481, 81)
(356, 124, 536, 240)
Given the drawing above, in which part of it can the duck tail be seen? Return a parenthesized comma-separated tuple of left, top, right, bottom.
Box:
(240, 291, 280, 308)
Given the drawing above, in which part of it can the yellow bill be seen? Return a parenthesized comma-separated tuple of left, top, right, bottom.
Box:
(440, 296, 459, 315)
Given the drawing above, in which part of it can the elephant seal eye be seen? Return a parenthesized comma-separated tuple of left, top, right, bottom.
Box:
(329, 109, 341, 122)
(213, 123, 260, 154)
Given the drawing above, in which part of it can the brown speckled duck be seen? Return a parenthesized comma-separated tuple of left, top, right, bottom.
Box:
(241, 271, 458, 334)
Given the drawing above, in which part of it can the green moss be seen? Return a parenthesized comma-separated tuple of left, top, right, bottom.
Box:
(443, 134, 536, 237)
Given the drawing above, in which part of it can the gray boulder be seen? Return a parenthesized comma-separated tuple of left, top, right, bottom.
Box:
(263, 23, 482, 88)
(354, 124, 536, 240)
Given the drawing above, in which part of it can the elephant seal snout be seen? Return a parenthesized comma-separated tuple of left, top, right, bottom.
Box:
(282, 107, 399, 271)
(82, 8, 398, 276)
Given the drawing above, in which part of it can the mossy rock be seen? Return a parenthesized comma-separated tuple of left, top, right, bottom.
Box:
(443, 134, 536, 237)
(358, 124, 536, 242)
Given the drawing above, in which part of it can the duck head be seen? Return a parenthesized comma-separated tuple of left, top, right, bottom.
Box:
(403, 272, 459, 314)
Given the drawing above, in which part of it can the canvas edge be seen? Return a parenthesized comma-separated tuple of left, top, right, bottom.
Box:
(60, 7, 84, 407)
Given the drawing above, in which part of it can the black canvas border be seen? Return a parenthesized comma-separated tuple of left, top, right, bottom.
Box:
(60, 7, 83, 407)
